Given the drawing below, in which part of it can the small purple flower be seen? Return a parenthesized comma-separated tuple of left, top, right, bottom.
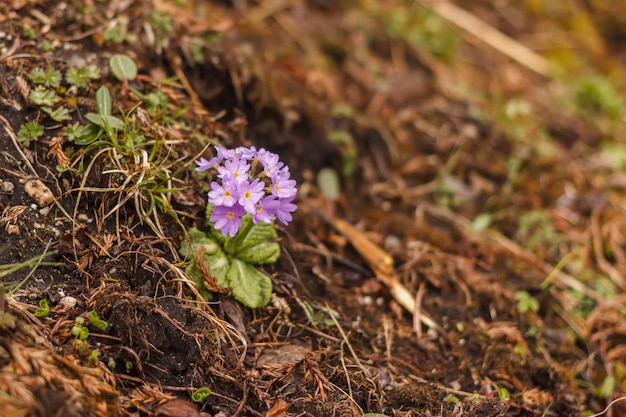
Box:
(258, 150, 284, 179)
(235, 146, 258, 160)
(210, 204, 247, 237)
(252, 196, 280, 224)
(271, 171, 297, 199)
(195, 157, 219, 172)
(275, 197, 297, 226)
(208, 180, 237, 207)
(196, 145, 298, 233)
(237, 178, 265, 213)
(218, 158, 250, 183)
(215, 145, 237, 160)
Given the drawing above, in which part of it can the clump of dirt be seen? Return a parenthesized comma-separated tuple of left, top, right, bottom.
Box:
(2, 0, 626, 416)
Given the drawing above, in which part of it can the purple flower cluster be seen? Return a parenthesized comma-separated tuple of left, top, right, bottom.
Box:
(196, 146, 297, 237)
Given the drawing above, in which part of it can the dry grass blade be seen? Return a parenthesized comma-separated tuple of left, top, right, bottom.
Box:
(331, 218, 441, 333)
(417, 0, 550, 76)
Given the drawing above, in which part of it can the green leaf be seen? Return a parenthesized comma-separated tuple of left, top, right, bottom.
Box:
(85, 112, 125, 130)
(95, 86, 112, 115)
(109, 54, 138, 81)
(234, 239, 280, 265)
(226, 259, 272, 308)
(223, 214, 279, 262)
(35, 299, 50, 317)
(184, 263, 213, 301)
(75, 123, 103, 145)
(181, 228, 230, 287)
(17, 121, 44, 146)
(42, 106, 71, 122)
(597, 376, 616, 398)
(29, 89, 59, 106)
(191, 387, 211, 403)
(89, 310, 111, 332)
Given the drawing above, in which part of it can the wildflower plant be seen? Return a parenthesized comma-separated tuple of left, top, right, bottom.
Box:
(180, 146, 297, 308)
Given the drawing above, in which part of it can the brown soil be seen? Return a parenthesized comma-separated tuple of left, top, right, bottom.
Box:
(1, 1, 626, 417)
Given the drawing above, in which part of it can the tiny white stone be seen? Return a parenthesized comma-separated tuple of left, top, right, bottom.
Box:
(59, 296, 77, 309)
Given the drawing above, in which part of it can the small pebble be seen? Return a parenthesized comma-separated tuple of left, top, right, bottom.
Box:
(77, 213, 92, 223)
(24, 179, 55, 206)
(59, 296, 77, 309)
(6, 224, 20, 234)
(0, 181, 14, 193)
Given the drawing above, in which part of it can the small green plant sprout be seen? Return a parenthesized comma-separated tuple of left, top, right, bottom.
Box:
(597, 376, 616, 399)
(496, 386, 511, 401)
(443, 393, 460, 404)
(87, 349, 100, 365)
(65, 65, 101, 89)
(191, 387, 211, 403)
(79, 85, 125, 145)
(109, 54, 137, 95)
(103, 16, 137, 44)
(180, 146, 297, 308)
(17, 120, 44, 146)
(72, 317, 90, 341)
(34, 299, 50, 318)
(514, 290, 540, 314)
(63, 122, 87, 143)
(29, 67, 62, 88)
(303, 301, 340, 327)
(42, 105, 71, 122)
(89, 310, 111, 332)
(29, 87, 59, 107)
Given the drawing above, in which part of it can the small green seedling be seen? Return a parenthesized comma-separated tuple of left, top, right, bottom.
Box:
(72, 317, 90, 341)
(34, 299, 50, 317)
(103, 16, 136, 44)
(303, 301, 340, 327)
(66, 65, 101, 89)
(496, 387, 510, 401)
(191, 387, 211, 403)
(63, 122, 87, 142)
(29, 68, 62, 88)
(17, 121, 44, 146)
(443, 394, 460, 404)
(79, 86, 125, 145)
(89, 310, 111, 332)
(29, 88, 59, 107)
(87, 349, 100, 364)
(42, 106, 71, 122)
(514, 290, 540, 314)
